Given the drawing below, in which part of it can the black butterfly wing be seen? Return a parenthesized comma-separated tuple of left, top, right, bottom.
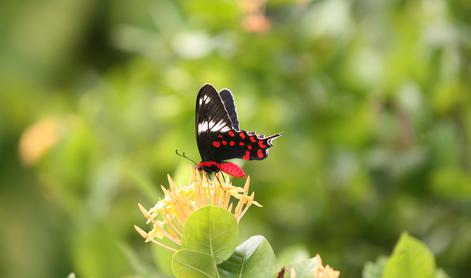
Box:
(211, 130, 281, 161)
(196, 84, 281, 163)
(219, 89, 239, 131)
(195, 84, 234, 161)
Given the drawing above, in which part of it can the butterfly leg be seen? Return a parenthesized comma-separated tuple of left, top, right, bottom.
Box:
(202, 170, 211, 183)
(221, 172, 227, 183)
(214, 172, 229, 192)
(215, 172, 223, 186)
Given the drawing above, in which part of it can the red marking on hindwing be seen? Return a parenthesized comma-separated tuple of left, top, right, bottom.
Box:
(219, 162, 245, 178)
(222, 140, 227, 146)
(228, 131, 235, 137)
(247, 145, 253, 150)
(258, 141, 267, 148)
(212, 141, 221, 148)
(218, 134, 223, 139)
(239, 142, 245, 146)
(249, 136, 256, 143)
(257, 149, 264, 159)
(243, 151, 250, 160)
(229, 141, 235, 146)
(239, 132, 246, 139)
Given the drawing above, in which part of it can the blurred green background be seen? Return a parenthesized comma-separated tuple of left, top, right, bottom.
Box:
(1, 0, 470, 277)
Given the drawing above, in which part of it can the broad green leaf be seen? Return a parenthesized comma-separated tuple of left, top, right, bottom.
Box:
(362, 256, 388, 278)
(172, 249, 218, 278)
(182, 206, 238, 264)
(218, 235, 276, 278)
(383, 232, 436, 278)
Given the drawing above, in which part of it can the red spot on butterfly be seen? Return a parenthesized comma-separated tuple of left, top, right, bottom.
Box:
(228, 131, 235, 137)
(239, 132, 246, 139)
(258, 141, 267, 148)
(257, 149, 264, 159)
(212, 141, 221, 148)
(229, 141, 235, 146)
(243, 151, 250, 160)
(222, 140, 227, 146)
(250, 136, 256, 143)
(239, 142, 245, 146)
(247, 145, 253, 150)
(218, 134, 223, 139)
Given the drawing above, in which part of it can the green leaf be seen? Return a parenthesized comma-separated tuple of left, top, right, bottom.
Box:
(172, 249, 218, 278)
(218, 235, 276, 278)
(182, 206, 239, 264)
(362, 256, 388, 278)
(383, 232, 436, 278)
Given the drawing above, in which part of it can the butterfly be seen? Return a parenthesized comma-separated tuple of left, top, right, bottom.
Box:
(195, 84, 281, 178)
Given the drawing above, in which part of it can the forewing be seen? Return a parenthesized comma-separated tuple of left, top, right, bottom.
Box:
(195, 84, 233, 161)
(210, 129, 281, 161)
(219, 89, 239, 131)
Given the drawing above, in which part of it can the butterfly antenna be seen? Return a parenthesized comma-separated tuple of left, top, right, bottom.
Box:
(175, 150, 197, 165)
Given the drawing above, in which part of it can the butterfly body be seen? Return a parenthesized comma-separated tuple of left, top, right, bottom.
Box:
(195, 84, 281, 178)
(197, 161, 245, 178)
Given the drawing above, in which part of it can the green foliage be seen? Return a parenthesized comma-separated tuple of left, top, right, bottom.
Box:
(182, 206, 239, 264)
(363, 233, 449, 278)
(218, 236, 276, 278)
(173, 250, 218, 278)
(172, 206, 276, 278)
(165, 204, 458, 277)
(383, 233, 436, 278)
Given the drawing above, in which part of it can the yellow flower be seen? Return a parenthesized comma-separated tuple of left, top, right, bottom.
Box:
(134, 169, 261, 252)
(312, 254, 340, 278)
